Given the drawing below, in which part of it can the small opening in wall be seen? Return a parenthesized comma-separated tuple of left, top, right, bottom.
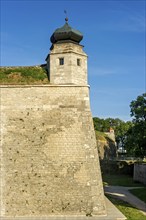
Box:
(59, 58, 64, 65)
(77, 58, 81, 66)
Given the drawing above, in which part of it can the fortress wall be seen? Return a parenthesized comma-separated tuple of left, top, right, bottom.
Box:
(0, 85, 106, 217)
(134, 163, 146, 185)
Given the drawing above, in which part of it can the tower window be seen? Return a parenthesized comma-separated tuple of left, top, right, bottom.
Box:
(77, 59, 81, 66)
(59, 58, 64, 65)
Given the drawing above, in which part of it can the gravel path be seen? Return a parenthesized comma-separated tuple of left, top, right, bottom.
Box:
(104, 186, 146, 216)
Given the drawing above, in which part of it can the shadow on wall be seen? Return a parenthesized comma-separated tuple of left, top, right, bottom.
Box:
(95, 131, 134, 176)
(100, 160, 134, 176)
(95, 131, 117, 160)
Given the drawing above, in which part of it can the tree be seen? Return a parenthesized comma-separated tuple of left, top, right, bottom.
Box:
(93, 117, 132, 150)
(115, 120, 132, 150)
(93, 93, 146, 157)
(126, 93, 146, 157)
(130, 93, 146, 122)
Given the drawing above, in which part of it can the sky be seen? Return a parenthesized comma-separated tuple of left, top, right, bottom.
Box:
(1, 0, 146, 121)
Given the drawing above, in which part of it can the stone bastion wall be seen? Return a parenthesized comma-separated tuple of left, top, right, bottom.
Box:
(0, 85, 106, 218)
(134, 163, 146, 185)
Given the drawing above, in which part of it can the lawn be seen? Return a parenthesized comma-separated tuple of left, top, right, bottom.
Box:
(129, 187, 146, 203)
(107, 195, 146, 220)
(103, 174, 146, 219)
(102, 174, 144, 187)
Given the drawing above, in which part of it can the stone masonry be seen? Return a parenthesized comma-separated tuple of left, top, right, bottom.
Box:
(134, 163, 146, 185)
(46, 42, 87, 85)
(0, 85, 106, 218)
(0, 20, 110, 219)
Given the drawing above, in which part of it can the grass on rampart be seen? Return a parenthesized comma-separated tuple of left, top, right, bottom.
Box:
(0, 66, 49, 84)
(95, 130, 108, 141)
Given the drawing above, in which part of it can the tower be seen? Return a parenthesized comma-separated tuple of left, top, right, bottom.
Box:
(0, 16, 126, 219)
(46, 18, 87, 85)
(44, 18, 107, 216)
(1, 19, 108, 218)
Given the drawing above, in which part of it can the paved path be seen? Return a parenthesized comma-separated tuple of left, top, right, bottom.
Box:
(104, 186, 146, 216)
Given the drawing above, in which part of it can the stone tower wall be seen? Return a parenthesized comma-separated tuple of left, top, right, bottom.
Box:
(47, 42, 87, 85)
(0, 85, 106, 217)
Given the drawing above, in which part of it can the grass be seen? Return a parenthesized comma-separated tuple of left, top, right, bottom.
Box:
(129, 187, 146, 203)
(102, 174, 144, 187)
(107, 195, 146, 220)
(0, 66, 49, 84)
(103, 174, 146, 219)
(95, 130, 107, 141)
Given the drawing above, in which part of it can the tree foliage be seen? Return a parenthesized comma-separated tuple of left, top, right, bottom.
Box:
(93, 117, 132, 150)
(126, 93, 146, 156)
(130, 93, 146, 123)
(93, 93, 146, 157)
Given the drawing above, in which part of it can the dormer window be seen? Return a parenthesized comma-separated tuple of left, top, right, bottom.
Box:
(59, 58, 64, 65)
(77, 58, 81, 66)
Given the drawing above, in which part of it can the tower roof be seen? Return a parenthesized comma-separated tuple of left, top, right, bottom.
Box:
(50, 19, 83, 44)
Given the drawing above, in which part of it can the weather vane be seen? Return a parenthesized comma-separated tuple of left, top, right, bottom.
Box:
(64, 10, 68, 23)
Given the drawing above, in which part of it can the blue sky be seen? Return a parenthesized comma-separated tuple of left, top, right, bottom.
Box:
(1, 0, 145, 121)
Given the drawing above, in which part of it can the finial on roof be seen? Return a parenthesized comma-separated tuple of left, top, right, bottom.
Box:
(50, 12, 83, 44)
(64, 10, 68, 23)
